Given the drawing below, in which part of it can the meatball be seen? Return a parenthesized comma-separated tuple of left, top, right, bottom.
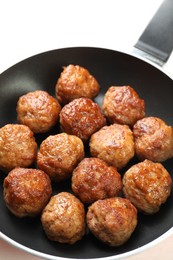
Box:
(133, 116, 173, 162)
(0, 124, 37, 172)
(37, 133, 85, 182)
(87, 197, 137, 246)
(102, 86, 145, 126)
(60, 98, 106, 142)
(123, 160, 172, 214)
(16, 90, 61, 133)
(72, 157, 122, 204)
(89, 124, 135, 170)
(41, 192, 86, 244)
(55, 64, 100, 105)
(3, 167, 52, 218)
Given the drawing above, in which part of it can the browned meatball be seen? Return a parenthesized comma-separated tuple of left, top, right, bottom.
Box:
(0, 124, 37, 172)
(41, 192, 86, 244)
(89, 124, 135, 170)
(60, 98, 106, 142)
(87, 197, 137, 246)
(3, 167, 52, 217)
(55, 64, 100, 105)
(72, 157, 122, 204)
(17, 90, 61, 133)
(123, 160, 172, 214)
(133, 117, 173, 162)
(37, 133, 85, 182)
(102, 86, 145, 126)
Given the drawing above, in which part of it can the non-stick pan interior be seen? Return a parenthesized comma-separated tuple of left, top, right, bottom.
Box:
(0, 47, 173, 259)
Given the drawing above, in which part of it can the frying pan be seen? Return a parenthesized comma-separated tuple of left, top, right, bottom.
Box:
(0, 46, 173, 260)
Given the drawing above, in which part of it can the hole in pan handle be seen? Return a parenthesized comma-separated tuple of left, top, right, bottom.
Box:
(134, 0, 173, 66)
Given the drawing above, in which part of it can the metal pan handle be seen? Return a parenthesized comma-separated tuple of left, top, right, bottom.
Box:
(134, 0, 173, 67)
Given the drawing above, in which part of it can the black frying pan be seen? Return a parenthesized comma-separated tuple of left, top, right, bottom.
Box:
(0, 47, 173, 259)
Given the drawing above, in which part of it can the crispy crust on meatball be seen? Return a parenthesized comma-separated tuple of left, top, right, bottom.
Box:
(41, 192, 86, 244)
(89, 124, 135, 170)
(55, 64, 100, 105)
(17, 90, 61, 133)
(0, 124, 37, 172)
(102, 86, 145, 126)
(72, 157, 122, 204)
(123, 160, 172, 214)
(3, 167, 52, 217)
(37, 133, 85, 182)
(133, 117, 173, 162)
(60, 98, 106, 142)
(87, 197, 137, 246)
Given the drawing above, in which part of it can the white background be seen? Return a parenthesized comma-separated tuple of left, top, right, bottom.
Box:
(0, 0, 173, 259)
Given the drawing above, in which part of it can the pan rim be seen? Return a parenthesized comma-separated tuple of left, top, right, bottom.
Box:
(1, 46, 172, 81)
(1, 227, 173, 260)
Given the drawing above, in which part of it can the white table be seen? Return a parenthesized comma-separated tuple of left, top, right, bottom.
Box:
(0, 1, 173, 259)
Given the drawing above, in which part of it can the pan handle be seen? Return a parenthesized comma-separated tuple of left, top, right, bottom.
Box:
(133, 0, 173, 67)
